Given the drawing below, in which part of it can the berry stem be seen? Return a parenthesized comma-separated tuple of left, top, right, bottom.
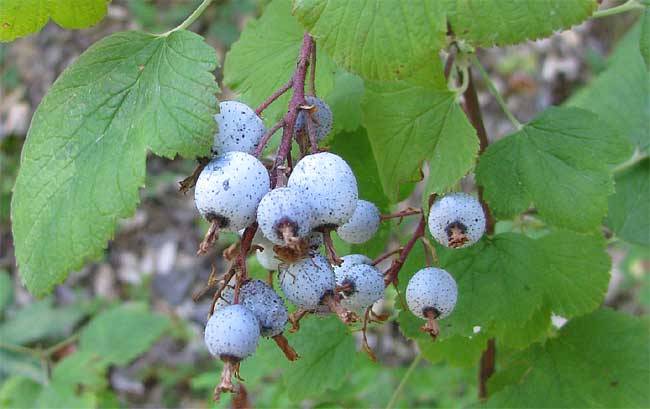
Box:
(272, 33, 314, 186)
(233, 223, 258, 304)
(461, 63, 497, 400)
(372, 247, 404, 266)
(272, 333, 300, 361)
(380, 207, 421, 221)
(383, 215, 426, 287)
(255, 79, 294, 115)
(254, 119, 284, 157)
(159, 0, 213, 36)
(308, 42, 317, 96)
(385, 354, 423, 409)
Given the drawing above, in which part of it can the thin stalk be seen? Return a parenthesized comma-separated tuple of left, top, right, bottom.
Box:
(471, 55, 523, 130)
(159, 0, 213, 36)
(592, 0, 644, 19)
(385, 354, 423, 409)
(613, 149, 648, 174)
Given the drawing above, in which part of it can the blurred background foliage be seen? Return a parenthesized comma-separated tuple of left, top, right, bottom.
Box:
(0, 1, 648, 408)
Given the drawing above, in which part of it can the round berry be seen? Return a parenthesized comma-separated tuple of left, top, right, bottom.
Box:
(195, 152, 270, 232)
(336, 200, 381, 244)
(213, 101, 265, 155)
(334, 263, 384, 311)
(307, 232, 323, 250)
(279, 253, 335, 309)
(406, 267, 457, 320)
(340, 254, 373, 267)
(295, 96, 333, 142)
(287, 152, 358, 228)
(428, 193, 486, 249)
(257, 187, 313, 245)
(218, 280, 288, 338)
(204, 304, 260, 360)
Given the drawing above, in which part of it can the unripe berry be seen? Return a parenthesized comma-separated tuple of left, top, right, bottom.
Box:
(257, 187, 313, 246)
(279, 253, 335, 310)
(295, 96, 333, 142)
(195, 152, 270, 232)
(336, 200, 381, 244)
(428, 193, 486, 249)
(218, 280, 288, 338)
(204, 304, 260, 360)
(406, 267, 457, 320)
(287, 152, 358, 228)
(334, 262, 384, 311)
(213, 101, 265, 155)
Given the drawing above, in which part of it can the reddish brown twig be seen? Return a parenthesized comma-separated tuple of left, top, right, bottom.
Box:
(308, 42, 317, 95)
(208, 262, 236, 317)
(272, 333, 300, 361)
(289, 308, 310, 332)
(255, 79, 293, 115)
(232, 382, 252, 409)
(304, 104, 320, 153)
(462, 65, 496, 401)
(372, 247, 404, 266)
(383, 215, 427, 287)
(233, 223, 257, 304)
(380, 207, 422, 221)
(361, 307, 377, 361)
(254, 119, 284, 157)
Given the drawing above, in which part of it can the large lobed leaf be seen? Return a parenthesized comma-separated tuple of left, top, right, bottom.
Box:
(0, 0, 110, 42)
(476, 107, 632, 231)
(432, 231, 610, 342)
(443, 0, 597, 47)
(569, 24, 650, 152)
(362, 78, 478, 202)
(11, 30, 218, 295)
(292, 0, 446, 81)
(488, 309, 650, 408)
(282, 316, 356, 401)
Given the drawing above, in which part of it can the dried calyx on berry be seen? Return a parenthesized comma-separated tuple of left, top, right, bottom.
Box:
(257, 187, 313, 248)
(405, 267, 458, 340)
(334, 256, 384, 312)
(194, 152, 270, 254)
(213, 101, 266, 155)
(427, 193, 486, 249)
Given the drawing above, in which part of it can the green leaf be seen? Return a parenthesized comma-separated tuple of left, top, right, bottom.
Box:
(292, 0, 446, 80)
(418, 333, 488, 367)
(362, 79, 478, 202)
(11, 30, 218, 295)
(476, 107, 632, 231)
(443, 0, 597, 47)
(35, 381, 97, 409)
(488, 309, 650, 408)
(641, 8, 650, 70)
(79, 303, 170, 365)
(0, 377, 42, 409)
(0, 350, 47, 383)
(438, 231, 609, 341)
(0, 0, 109, 42)
(223, 0, 336, 125)
(326, 71, 364, 134)
(607, 159, 650, 246)
(569, 24, 650, 151)
(283, 315, 356, 401)
(0, 298, 88, 345)
(51, 350, 108, 390)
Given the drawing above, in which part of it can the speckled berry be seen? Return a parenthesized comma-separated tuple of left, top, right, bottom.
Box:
(428, 193, 486, 249)
(295, 96, 333, 142)
(256, 246, 281, 270)
(218, 280, 288, 338)
(213, 101, 265, 155)
(406, 267, 457, 320)
(307, 232, 323, 250)
(204, 304, 260, 360)
(336, 200, 380, 244)
(279, 253, 335, 309)
(334, 263, 384, 311)
(339, 254, 373, 267)
(257, 187, 314, 245)
(195, 152, 270, 232)
(287, 152, 358, 228)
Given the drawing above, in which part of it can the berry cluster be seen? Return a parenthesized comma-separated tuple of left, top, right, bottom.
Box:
(187, 37, 487, 401)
